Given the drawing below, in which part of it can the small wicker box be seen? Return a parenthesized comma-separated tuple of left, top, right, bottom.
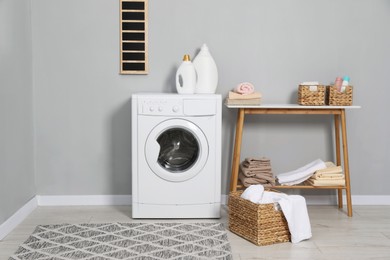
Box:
(228, 190, 290, 246)
(298, 85, 325, 105)
(326, 85, 353, 106)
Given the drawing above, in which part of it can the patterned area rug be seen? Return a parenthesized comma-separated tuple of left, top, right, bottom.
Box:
(9, 222, 232, 260)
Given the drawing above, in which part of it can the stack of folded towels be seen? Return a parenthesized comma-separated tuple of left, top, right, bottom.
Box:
(276, 159, 345, 186)
(307, 162, 345, 186)
(225, 82, 262, 105)
(238, 157, 275, 188)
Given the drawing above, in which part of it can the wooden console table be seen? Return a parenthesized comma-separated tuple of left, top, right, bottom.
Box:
(226, 104, 360, 217)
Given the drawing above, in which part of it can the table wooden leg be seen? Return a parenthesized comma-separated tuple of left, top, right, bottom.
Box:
(230, 108, 245, 192)
(334, 114, 343, 209)
(341, 109, 353, 217)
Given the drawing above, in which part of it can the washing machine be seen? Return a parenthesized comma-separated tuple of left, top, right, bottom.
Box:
(132, 93, 221, 218)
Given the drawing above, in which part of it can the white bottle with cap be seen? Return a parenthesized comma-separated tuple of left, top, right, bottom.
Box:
(193, 44, 218, 94)
(175, 54, 197, 94)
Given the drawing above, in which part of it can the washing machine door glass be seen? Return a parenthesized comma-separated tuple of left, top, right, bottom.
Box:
(157, 128, 199, 172)
(145, 119, 209, 182)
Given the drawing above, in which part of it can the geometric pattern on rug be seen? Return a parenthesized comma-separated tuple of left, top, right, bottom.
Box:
(9, 222, 232, 260)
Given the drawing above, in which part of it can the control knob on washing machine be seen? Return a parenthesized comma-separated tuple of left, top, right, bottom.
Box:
(172, 105, 179, 113)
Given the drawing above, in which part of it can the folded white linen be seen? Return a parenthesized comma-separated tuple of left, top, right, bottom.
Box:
(277, 159, 326, 184)
(278, 195, 312, 243)
(300, 81, 319, 85)
(240, 184, 264, 203)
(279, 175, 312, 186)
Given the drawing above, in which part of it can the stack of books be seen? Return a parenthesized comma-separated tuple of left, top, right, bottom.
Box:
(225, 91, 262, 105)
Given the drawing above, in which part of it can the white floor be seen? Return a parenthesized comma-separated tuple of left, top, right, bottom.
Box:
(1, 205, 390, 260)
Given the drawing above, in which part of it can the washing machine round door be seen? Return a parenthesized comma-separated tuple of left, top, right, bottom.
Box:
(145, 119, 208, 182)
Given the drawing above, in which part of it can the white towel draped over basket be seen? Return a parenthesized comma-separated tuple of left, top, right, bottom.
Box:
(241, 185, 312, 243)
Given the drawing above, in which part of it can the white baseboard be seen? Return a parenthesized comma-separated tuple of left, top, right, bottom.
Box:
(37, 194, 390, 206)
(349, 195, 390, 205)
(36, 195, 132, 206)
(0, 197, 38, 240)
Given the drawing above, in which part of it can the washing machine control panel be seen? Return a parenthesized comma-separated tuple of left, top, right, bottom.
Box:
(139, 98, 183, 116)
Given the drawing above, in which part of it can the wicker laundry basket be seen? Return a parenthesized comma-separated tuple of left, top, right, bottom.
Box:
(326, 85, 353, 106)
(298, 85, 325, 105)
(228, 190, 291, 246)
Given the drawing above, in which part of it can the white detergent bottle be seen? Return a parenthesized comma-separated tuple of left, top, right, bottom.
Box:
(175, 54, 197, 94)
(193, 44, 218, 94)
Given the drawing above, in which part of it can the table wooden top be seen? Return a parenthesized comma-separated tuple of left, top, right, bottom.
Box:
(225, 103, 361, 109)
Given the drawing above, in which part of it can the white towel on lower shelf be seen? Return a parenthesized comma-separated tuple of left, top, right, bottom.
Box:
(277, 159, 327, 184)
(279, 175, 312, 186)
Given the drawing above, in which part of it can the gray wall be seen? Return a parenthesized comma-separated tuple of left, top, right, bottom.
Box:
(0, 0, 35, 223)
(4, 0, 388, 231)
(29, 0, 390, 197)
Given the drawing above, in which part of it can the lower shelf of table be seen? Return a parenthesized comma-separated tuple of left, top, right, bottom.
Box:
(236, 182, 346, 190)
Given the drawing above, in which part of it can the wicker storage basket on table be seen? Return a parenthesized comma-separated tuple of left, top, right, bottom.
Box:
(326, 85, 353, 106)
(228, 190, 291, 246)
(298, 85, 325, 105)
